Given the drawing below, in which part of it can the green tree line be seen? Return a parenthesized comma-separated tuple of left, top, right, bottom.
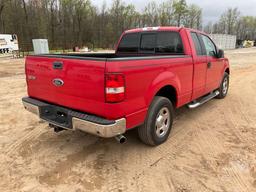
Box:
(0, 0, 255, 51)
(0, 0, 202, 50)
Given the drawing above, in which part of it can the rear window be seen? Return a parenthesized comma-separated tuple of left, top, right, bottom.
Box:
(156, 32, 184, 54)
(140, 33, 156, 52)
(117, 31, 184, 55)
(117, 33, 139, 53)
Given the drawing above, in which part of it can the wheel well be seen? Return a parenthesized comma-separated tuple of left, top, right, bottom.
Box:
(225, 68, 230, 74)
(156, 85, 177, 107)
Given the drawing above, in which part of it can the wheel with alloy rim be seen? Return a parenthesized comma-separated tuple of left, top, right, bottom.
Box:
(222, 77, 228, 95)
(155, 107, 171, 138)
(138, 96, 174, 146)
(217, 72, 229, 99)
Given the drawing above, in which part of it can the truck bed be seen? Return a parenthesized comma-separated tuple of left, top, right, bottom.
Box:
(25, 53, 190, 126)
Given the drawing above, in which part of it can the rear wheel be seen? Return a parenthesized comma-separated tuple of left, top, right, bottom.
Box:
(138, 96, 174, 146)
(216, 72, 229, 99)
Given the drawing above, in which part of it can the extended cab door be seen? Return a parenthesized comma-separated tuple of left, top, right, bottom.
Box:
(190, 32, 208, 100)
(199, 34, 224, 93)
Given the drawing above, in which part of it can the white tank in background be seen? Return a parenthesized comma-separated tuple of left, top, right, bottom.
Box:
(0, 34, 19, 54)
(32, 39, 49, 55)
(209, 34, 237, 50)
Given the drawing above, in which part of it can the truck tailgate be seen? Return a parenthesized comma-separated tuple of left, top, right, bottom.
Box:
(25, 56, 107, 116)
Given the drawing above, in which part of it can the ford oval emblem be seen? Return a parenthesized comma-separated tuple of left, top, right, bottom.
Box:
(53, 78, 64, 87)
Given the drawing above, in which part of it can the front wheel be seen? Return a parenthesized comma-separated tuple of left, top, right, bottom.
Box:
(138, 96, 174, 146)
(216, 72, 229, 99)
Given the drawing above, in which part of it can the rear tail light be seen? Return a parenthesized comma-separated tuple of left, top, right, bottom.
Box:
(105, 73, 125, 103)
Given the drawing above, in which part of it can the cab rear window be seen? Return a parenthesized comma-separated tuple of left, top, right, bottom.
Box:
(117, 31, 184, 55)
(156, 32, 184, 54)
(140, 33, 156, 52)
(117, 33, 139, 53)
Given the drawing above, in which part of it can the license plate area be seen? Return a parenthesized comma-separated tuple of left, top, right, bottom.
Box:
(40, 105, 72, 129)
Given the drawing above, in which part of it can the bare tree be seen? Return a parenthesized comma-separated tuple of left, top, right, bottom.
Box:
(158, 1, 173, 26)
(184, 4, 202, 29)
(172, 0, 187, 26)
(2, 0, 255, 51)
(213, 8, 240, 35)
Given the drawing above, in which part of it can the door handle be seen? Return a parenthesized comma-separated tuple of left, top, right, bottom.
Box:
(207, 62, 212, 69)
(53, 61, 63, 70)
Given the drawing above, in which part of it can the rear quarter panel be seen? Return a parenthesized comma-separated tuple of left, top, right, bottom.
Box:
(106, 56, 193, 129)
(107, 28, 194, 129)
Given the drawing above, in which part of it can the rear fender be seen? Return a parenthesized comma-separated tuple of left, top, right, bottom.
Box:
(223, 59, 230, 75)
(145, 71, 180, 106)
(218, 58, 230, 87)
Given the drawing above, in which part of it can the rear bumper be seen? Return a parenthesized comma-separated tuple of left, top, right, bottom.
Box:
(22, 97, 126, 138)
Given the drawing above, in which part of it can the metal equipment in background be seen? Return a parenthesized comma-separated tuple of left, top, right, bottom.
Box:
(209, 34, 237, 50)
(0, 34, 19, 54)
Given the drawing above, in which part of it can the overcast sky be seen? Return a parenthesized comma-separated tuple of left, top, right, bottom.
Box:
(91, 0, 256, 25)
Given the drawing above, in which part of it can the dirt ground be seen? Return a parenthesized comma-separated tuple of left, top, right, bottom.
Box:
(0, 48, 256, 192)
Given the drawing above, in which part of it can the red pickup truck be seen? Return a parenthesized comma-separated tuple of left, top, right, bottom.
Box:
(22, 27, 230, 146)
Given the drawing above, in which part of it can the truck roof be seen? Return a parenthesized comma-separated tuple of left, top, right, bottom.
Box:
(125, 26, 207, 35)
(125, 26, 182, 33)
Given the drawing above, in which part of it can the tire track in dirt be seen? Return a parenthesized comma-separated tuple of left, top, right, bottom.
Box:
(95, 107, 195, 192)
(80, 111, 198, 192)
(202, 68, 256, 192)
(4, 123, 47, 156)
(199, 123, 248, 192)
(121, 114, 201, 192)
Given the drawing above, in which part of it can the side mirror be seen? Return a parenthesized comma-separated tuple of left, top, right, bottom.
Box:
(217, 49, 224, 58)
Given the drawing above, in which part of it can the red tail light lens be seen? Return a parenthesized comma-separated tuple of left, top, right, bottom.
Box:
(105, 74, 125, 103)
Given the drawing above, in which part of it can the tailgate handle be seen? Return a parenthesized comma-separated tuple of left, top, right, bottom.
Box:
(53, 61, 63, 69)
(207, 62, 212, 69)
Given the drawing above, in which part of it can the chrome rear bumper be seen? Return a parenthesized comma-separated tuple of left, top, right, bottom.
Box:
(22, 97, 126, 138)
(72, 117, 126, 138)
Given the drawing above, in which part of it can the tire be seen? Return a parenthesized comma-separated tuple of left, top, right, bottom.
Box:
(138, 96, 174, 146)
(216, 72, 229, 99)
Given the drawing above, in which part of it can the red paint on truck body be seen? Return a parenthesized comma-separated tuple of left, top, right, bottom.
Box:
(25, 27, 230, 130)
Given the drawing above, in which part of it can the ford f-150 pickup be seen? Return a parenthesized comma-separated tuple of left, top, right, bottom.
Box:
(22, 27, 230, 146)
